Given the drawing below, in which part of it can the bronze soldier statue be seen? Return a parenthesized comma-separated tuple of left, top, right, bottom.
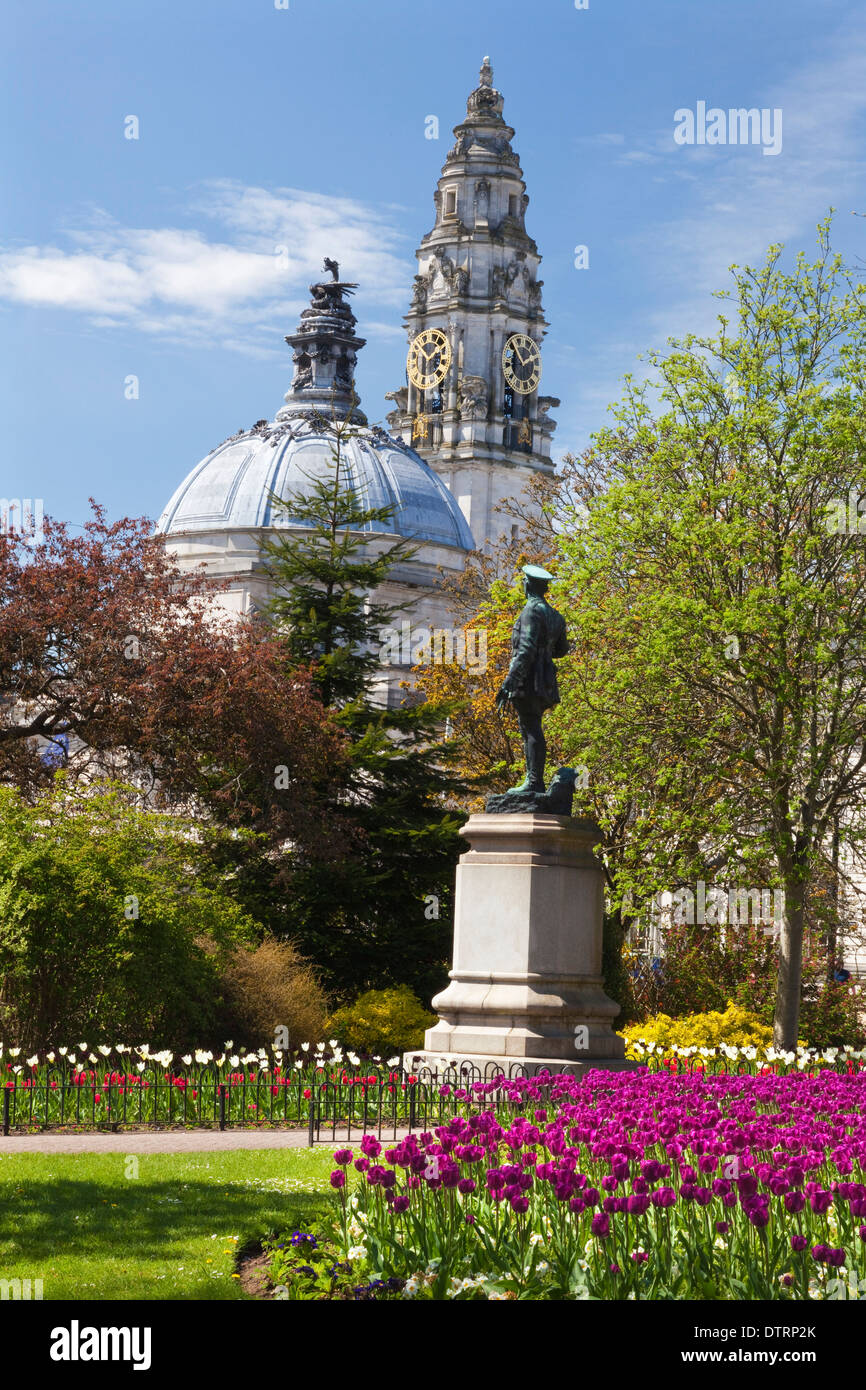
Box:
(496, 564, 570, 794)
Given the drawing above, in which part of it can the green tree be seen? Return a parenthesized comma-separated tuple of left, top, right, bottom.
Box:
(0, 778, 257, 1046)
(553, 219, 866, 1048)
(257, 404, 467, 1001)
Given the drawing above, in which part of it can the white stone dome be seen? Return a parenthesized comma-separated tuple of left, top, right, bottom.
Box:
(155, 265, 473, 703)
(157, 413, 474, 552)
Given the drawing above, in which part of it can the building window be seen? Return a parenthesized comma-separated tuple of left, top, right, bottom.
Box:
(444, 187, 457, 217)
(504, 421, 532, 453)
(503, 386, 514, 419)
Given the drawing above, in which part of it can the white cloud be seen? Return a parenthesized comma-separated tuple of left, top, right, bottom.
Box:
(575, 132, 625, 147)
(0, 249, 147, 313)
(0, 181, 414, 349)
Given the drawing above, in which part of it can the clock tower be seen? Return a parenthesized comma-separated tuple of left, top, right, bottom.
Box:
(386, 57, 559, 548)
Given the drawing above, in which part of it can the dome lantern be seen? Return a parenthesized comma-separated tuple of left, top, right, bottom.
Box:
(280, 259, 367, 426)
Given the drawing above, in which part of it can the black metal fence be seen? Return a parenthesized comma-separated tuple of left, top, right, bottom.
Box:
(3, 1055, 862, 1139)
(0, 1061, 532, 1137)
(1, 1070, 311, 1134)
(306, 1063, 536, 1144)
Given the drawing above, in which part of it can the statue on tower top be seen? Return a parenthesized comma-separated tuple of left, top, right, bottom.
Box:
(465, 54, 505, 123)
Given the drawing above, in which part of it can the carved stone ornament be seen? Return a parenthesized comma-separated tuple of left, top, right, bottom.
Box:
(410, 275, 428, 310)
(431, 247, 456, 294)
(458, 374, 488, 420)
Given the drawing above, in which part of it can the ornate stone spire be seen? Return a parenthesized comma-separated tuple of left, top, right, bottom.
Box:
(279, 258, 367, 424)
(447, 54, 515, 163)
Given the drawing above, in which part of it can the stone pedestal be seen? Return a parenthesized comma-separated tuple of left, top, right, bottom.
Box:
(406, 814, 633, 1077)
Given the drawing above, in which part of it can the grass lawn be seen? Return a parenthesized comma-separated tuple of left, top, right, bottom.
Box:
(0, 1148, 338, 1300)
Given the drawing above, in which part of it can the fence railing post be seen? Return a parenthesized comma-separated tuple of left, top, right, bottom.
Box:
(2, 1087, 10, 1136)
(408, 1075, 416, 1132)
(218, 1084, 226, 1132)
(307, 1089, 316, 1147)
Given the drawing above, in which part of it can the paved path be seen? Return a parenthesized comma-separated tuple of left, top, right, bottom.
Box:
(0, 1128, 413, 1154)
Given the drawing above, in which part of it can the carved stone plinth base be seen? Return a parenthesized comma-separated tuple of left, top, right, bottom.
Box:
(403, 814, 636, 1078)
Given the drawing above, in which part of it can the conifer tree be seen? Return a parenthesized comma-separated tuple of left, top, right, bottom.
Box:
(259, 403, 467, 1001)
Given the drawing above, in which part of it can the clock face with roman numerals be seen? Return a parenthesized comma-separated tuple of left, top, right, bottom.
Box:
(502, 333, 542, 394)
(407, 328, 451, 390)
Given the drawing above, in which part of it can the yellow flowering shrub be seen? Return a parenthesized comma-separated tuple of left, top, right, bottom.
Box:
(620, 1001, 774, 1056)
(326, 986, 437, 1057)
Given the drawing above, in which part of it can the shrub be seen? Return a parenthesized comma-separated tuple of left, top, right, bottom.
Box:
(621, 1001, 774, 1055)
(603, 911, 638, 1026)
(215, 939, 328, 1049)
(646, 921, 865, 1047)
(325, 986, 436, 1056)
(800, 977, 866, 1050)
(0, 779, 255, 1048)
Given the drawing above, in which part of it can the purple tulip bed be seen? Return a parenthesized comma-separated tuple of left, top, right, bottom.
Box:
(325, 1069, 866, 1300)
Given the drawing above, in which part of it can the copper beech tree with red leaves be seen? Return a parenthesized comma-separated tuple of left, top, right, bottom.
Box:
(0, 502, 344, 856)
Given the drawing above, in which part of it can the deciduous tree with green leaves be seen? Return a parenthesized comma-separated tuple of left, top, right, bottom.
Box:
(553, 219, 866, 1048)
(0, 778, 258, 1047)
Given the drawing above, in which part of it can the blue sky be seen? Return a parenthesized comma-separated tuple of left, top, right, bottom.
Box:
(3, 0, 865, 532)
